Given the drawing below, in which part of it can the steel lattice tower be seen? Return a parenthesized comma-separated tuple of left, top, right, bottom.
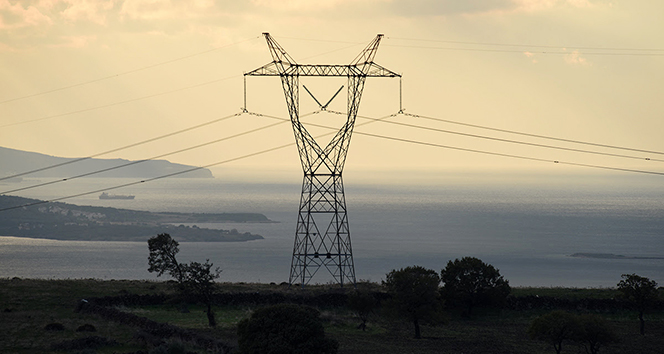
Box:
(246, 33, 400, 286)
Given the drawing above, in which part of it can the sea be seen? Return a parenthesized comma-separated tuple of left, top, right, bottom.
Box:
(1, 173, 662, 288)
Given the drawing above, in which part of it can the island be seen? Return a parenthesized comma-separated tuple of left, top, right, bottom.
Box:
(0, 195, 270, 242)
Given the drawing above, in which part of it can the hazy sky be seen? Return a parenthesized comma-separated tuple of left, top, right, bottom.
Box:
(1, 0, 662, 181)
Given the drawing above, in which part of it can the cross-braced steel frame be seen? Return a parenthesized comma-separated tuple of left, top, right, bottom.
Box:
(245, 33, 400, 287)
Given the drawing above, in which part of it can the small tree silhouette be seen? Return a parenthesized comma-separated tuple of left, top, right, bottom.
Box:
(147, 233, 221, 327)
(528, 310, 581, 354)
(383, 266, 442, 339)
(575, 314, 617, 354)
(440, 256, 511, 316)
(347, 290, 377, 331)
(617, 273, 659, 335)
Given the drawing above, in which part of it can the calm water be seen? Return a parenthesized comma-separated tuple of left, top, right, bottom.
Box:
(1, 174, 662, 287)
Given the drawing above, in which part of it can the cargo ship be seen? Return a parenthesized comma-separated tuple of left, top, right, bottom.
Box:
(99, 192, 135, 200)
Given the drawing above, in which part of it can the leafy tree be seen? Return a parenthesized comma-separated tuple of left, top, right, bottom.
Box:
(617, 273, 659, 335)
(347, 290, 378, 331)
(237, 304, 338, 354)
(383, 266, 443, 339)
(574, 314, 617, 354)
(440, 257, 511, 316)
(147, 233, 221, 327)
(147, 233, 186, 284)
(528, 310, 581, 354)
(182, 260, 221, 328)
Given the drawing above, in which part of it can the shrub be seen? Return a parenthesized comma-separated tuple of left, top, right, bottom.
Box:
(440, 256, 510, 316)
(76, 323, 97, 332)
(237, 304, 338, 354)
(383, 266, 443, 339)
(44, 322, 65, 331)
(528, 310, 581, 354)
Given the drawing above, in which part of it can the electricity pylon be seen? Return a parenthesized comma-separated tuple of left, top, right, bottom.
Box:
(245, 33, 400, 287)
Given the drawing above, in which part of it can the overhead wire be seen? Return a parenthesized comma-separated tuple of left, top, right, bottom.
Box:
(325, 110, 663, 163)
(0, 111, 244, 182)
(382, 43, 664, 56)
(387, 36, 664, 53)
(257, 111, 664, 177)
(0, 36, 259, 105)
(0, 112, 291, 195)
(0, 110, 397, 212)
(1, 74, 241, 128)
(401, 112, 664, 156)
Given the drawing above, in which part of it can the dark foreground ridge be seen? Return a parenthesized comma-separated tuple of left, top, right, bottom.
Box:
(1, 278, 663, 354)
(0, 195, 268, 242)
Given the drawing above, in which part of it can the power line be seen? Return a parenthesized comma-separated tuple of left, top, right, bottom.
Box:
(258, 111, 664, 177)
(4, 110, 662, 211)
(353, 130, 664, 176)
(388, 36, 664, 52)
(0, 36, 259, 105)
(383, 43, 664, 56)
(401, 112, 664, 156)
(1, 74, 241, 128)
(326, 111, 663, 163)
(0, 110, 397, 212)
(0, 111, 244, 182)
(0, 114, 289, 195)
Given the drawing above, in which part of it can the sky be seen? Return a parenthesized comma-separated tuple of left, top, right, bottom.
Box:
(1, 0, 663, 183)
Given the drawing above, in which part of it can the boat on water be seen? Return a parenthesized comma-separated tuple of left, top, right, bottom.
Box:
(99, 192, 135, 200)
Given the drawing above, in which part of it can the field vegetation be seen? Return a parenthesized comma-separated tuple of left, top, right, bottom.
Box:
(1, 278, 662, 354)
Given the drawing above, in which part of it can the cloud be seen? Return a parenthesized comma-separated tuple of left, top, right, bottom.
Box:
(60, 0, 115, 25)
(48, 34, 97, 48)
(564, 50, 590, 66)
(0, 0, 52, 29)
(385, 0, 601, 17)
(119, 0, 222, 21)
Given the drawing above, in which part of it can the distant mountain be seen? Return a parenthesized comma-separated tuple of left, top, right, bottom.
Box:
(0, 146, 213, 178)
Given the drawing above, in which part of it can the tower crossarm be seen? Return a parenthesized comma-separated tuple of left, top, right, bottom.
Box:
(245, 63, 400, 78)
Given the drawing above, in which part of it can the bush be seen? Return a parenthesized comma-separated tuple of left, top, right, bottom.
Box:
(528, 310, 581, 354)
(237, 304, 338, 354)
(76, 323, 97, 332)
(383, 266, 443, 339)
(440, 257, 510, 316)
(347, 290, 378, 331)
(44, 322, 65, 331)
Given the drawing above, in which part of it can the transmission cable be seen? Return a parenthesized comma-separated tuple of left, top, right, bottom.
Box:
(400, 111, 664, 156)
(0, 116, 290, 195)
(0, 110, 397, 212)
(258, 111, 664, 177)
(388, 36, 664, 53)
(325, 110, 663, 163)
(0, 111, 244, 182)
(1, 74, 241, 128)
(0, 36, 259, 105)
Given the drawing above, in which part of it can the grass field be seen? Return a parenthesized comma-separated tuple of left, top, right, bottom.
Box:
(0, 278, 662, 354)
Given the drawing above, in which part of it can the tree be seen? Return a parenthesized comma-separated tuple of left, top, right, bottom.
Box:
(440, 257, 511, 316)
(147, 233, 221, 327)
(347, 290, 378, 331)
(237, 304, 338, 354)
(147, 233, 186, 284)
(383, 266, 443, 339)
(617, 273, 659, 335)
(574, 314, 617, 354)
(528, 310, 581, 354)
(182, 260, 221, 328)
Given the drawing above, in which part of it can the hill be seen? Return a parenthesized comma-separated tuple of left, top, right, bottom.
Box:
(0, 195, 268, 242)
(0, 146, 213, 179)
